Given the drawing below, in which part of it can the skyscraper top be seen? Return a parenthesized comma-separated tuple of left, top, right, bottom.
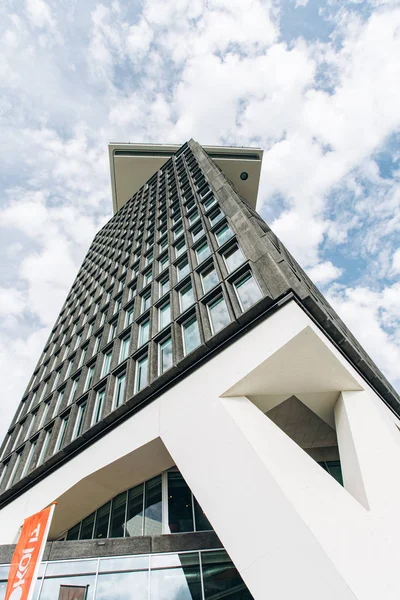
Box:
(108, 140, 263, 213)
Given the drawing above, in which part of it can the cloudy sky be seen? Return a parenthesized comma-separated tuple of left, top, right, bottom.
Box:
(0, 0, 399, 441)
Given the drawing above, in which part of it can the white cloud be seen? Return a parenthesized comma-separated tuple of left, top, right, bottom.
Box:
(307, 261, 343, 285)
(327, 283, 400, 390)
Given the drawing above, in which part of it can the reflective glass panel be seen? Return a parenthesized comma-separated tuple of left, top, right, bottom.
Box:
(139, 320, 150, 346)
(136, 356, 148, 392)
(177, 260, 189, 281)
(159, 338, 173, 374)
(182, 318, 201, 355)
(202, 550, 253, 599)
(80, 512, 95, 539)
(208, 296, 230, 334)
(150, 553, 201, 600)
(160, 277, 170, 297)
(126, 483, 144, 537)
(201, 267, 219, 294)
(234, 273, 262, 311)
(144, 475, 162, 536)
(196, 242, 210, 264)
(168, 471, 194, 533)
(159, 303, 171, 330)
(180, 286, 194, 313)
(96, 571, 148, 600)
(113, 373, 126, 409)
(94, 501, 110, 539)
(110, 491, 127, 538)
(215, 224, 233, 247)
(224, 244, 245, 273)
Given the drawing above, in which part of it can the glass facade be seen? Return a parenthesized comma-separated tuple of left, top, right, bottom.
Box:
(0, 550, 253, 600)
(64, 469, 212, 541)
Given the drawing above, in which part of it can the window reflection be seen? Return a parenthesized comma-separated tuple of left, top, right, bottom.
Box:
(150, 553, 202, 600)
(126, 483, 144, 537)
(202, 551, 252, 599)
(96, 571, 148, 600)
(144, 475, 162, 536)
(110, 492, 127, 538)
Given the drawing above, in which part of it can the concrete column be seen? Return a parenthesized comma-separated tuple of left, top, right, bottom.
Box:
(160, 393, 358, 600)
(335, 390, 400, 514)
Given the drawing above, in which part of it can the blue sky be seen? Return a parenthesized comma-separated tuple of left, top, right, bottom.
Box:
(0, 0, 399, 440)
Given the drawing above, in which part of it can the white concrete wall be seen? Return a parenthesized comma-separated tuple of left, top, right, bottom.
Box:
(0, 300, 399, 600)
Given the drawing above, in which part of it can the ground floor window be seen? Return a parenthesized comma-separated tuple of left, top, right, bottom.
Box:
(0, 549, 254, 600)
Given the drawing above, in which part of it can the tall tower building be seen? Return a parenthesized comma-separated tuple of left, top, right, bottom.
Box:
(0, 140, 399, 600)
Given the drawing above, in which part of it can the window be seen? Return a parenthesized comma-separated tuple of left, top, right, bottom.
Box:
(188, 210, 199, 225)
(53, 389, 64, 416)
(192, 224, 204, 243)
(159, 254, 169, 272)
(200, 265, 219, 294)
(74, 334, 81, 351)
(67, 377, 79, 405)
(92, 389, 105, 425)
(177, 259, 189, 281)
(234, 272, 262, 310)
(73, 402, 87, 439)
(38, 401, 51, 429)
(85, 365, 95, 390)
(5, 452, 22, 489)
(143, 269, 152, 286)
(223, 243, 245, 273)
(215, 223, 233, 246)
(100, 312, 106, 327)
(182, 317, 201, 355)
(128, 285, 136, 301)
(94, 334, 102, 354)
(159, 236, 168, 252)
(24, 411, 37, 441)
(119, 336, 130, 362)
(159, 338, 173, 374)
(113, 298, 122, 315)
(208, 295, 231, 334)
(54, 416, 69, 454)
(203, 195, 216, 210)
(159, 277, 169, 297)
(159, 302, 171, 330)
(179, 284, 195, 313)
(209, 208, 223, 226)
(37, 428, 52, 466)
(196, 241, 211, 264)
(66, 358, 74, 379)
(108, 320, 117, 342)
(21, 441, 36, 479)
(113, 373, 126, 409)
(135, 356, 148, 392)
(78, 346, 87, 369)
(0, 462, 9, 489)
(141, 292, 151, 313)
(102, 352, 112, 377)
(175, 240, 186, 259)
(139, 320, 150, 346)
(173, 224, 183, 239)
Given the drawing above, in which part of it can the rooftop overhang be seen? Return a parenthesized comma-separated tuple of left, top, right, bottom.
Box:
(108, 141, 263, 213)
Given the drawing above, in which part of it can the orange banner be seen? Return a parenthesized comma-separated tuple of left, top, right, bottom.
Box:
(5, 504, 55, 600)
